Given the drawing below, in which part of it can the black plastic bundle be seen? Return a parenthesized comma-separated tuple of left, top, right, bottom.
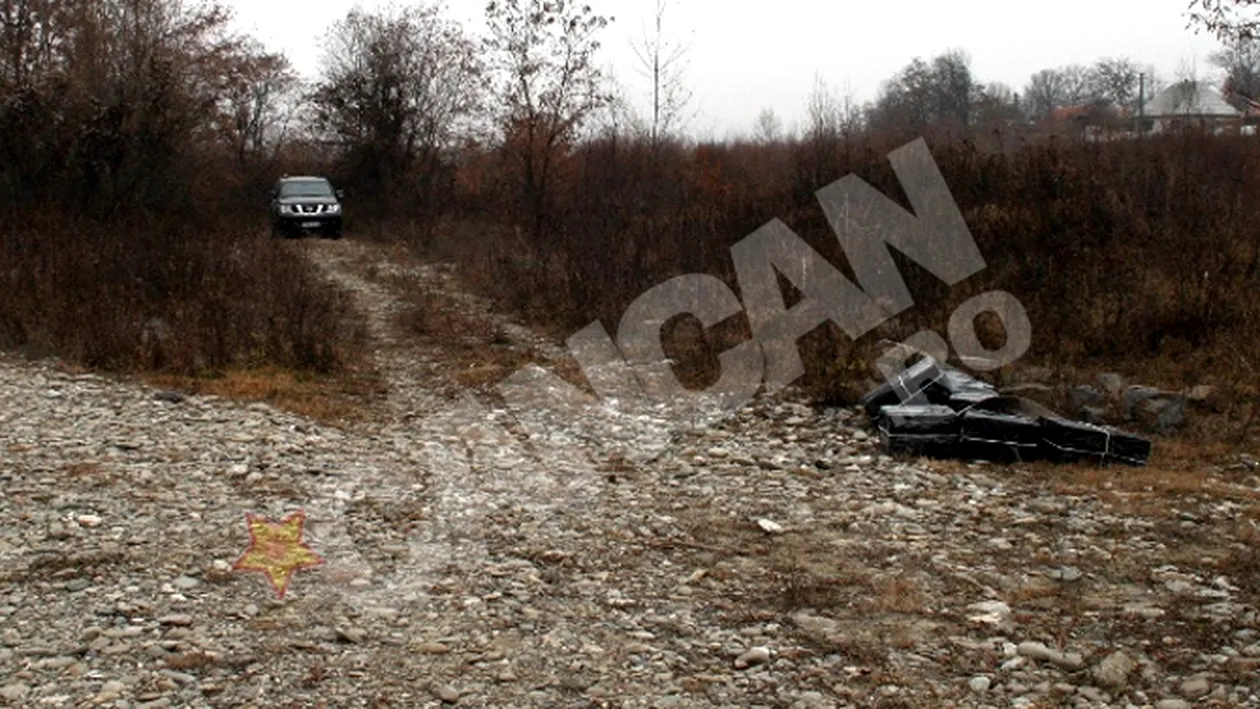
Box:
(958, 408, 1043, 462)
(877, 404, 960, 456)
(1039, 416, 1152, 466)
(861, 357, 945, 417)
(927, 369, 1001, 411)
(864, 357, 1152, 466)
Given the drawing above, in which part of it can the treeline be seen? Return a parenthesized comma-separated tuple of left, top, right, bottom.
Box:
(3, 0, 1259, 397)
(447, 130, 1260, 381)
(0, 0, 296, 217)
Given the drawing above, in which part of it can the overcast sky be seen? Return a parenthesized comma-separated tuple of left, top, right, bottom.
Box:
(224, 0, 1227, 138)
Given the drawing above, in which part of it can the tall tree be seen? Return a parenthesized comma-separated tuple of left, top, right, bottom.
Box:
(868, 50, 975, 132)
(310, 5, 482, 221)
(1023, 65, 1097, 119)
(1089, 57, 1141, 109)
(931, 49, 974, 128)
(971, 81, 1024, 130)
(753, 106, 781, 144)
(1060, 64, 1095, 105)
(630, 0, 692, 146)
(218, 41, 298, 168)
(483, 0, 612, 239)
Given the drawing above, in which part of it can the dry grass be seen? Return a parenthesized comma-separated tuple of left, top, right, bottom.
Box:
(1, 218, 358, 376)
(143, 365, 385, 425)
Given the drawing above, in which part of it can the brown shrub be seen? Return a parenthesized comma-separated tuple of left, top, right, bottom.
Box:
(0, 213, 356, 375)
(442, 129, 1260, 412)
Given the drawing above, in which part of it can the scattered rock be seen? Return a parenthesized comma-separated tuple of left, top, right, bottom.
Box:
(0, 240, 1249, 708)
(1048, 566, 1082, 582)
(1092, 650, 1134, 689)
(335, 626, 366, 644)
(966, 600, 1013, 632)
(734, 646, 772, 669)
(64, 578, 91, 592)
(1179, 676, 1211, 699)
(1016, 641, 1084, 670)
(172, 575, 200, 591)
(433, 684, 461, 703)
(756, 518, 784, 534)
(1124, 385, 1164, 413)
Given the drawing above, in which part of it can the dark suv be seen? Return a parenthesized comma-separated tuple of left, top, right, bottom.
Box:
(270, 176, 343, 239)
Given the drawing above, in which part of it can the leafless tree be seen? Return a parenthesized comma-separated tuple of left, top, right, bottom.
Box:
(630, 0, 692, 146)
(1187, 0, 1260, 42)
(971, 81, 1023, 130)
(932, 49, 974, 128)
(483, 0, 613, 239)
(1060, 64, 1095, 105)
(219, 40, 298, 167)
(310, 4, 482, 220)
(1212, 37, 1260, 98)
(1089, 57, 1141, 109)
(806, 74, 840, 143)
(753, 106, 781, 144)
(1024, 68, 1077, 119)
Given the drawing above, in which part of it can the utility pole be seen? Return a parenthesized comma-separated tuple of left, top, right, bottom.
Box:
(1137, 72, 1146, 135)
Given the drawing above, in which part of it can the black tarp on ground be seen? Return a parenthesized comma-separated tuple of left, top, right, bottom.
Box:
(865, 357, 1152, 466)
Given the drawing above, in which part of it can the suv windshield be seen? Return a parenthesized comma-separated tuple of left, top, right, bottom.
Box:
(279, 180, 334, 198)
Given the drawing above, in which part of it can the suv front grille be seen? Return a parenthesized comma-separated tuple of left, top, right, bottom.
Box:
(288, 204, 332, 214)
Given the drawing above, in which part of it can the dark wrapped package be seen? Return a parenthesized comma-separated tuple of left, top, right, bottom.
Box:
(865, 358, 999, 415)
(863, 368, 1155, 465)
(958, 408, 1043, 462)
(924, 369, 999, 409)
(880, 404, 959, 432)
(861, 357, 946, 417)
(877, 404, 960, 456)
(1040, 417, 1151, 466)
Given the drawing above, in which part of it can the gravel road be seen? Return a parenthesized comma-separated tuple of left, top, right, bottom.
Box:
(2, 238, 1258, 708)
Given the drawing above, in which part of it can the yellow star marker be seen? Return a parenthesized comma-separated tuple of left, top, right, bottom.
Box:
(232, 510, 324, 599)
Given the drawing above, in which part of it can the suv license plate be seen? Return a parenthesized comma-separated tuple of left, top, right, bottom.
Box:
(301, 221, 321, 229)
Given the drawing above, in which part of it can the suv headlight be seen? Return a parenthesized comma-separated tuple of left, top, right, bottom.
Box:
(326, 204, 341, 214)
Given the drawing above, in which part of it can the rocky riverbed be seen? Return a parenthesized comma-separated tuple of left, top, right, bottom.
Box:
(1, 239, 1258, 708)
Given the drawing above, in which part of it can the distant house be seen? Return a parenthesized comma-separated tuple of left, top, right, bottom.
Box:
(1139, 80, 1242, 133)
